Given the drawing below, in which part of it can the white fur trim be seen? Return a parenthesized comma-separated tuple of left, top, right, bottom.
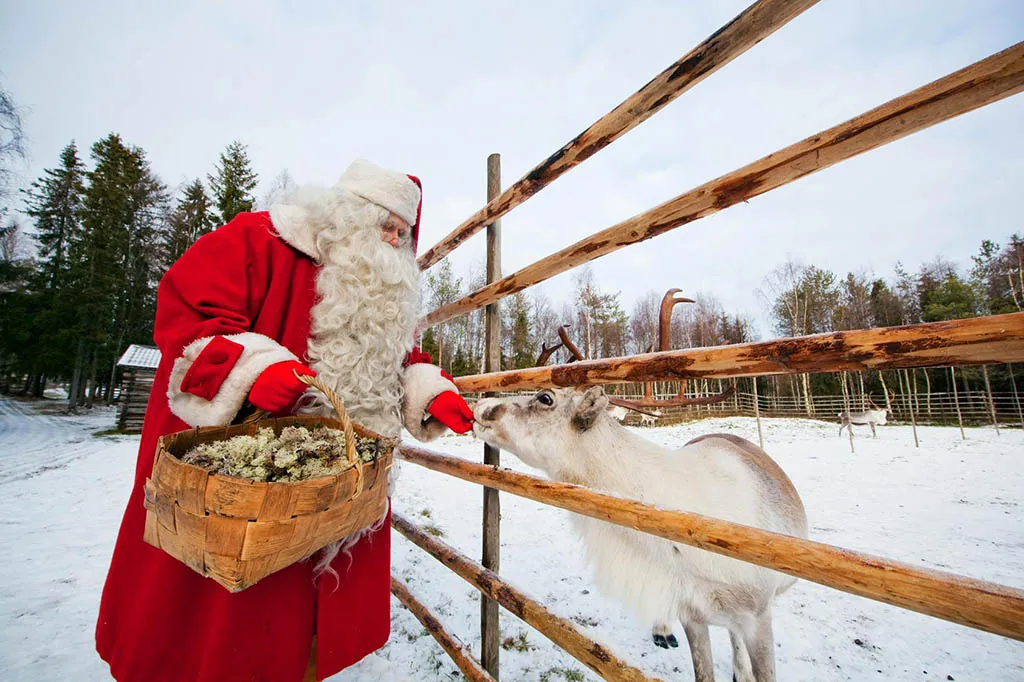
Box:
(401, 363, 459, 442)
(336, 159, 420, 227)
(167, 332, 298, 427)
(268, 203, 318, 259)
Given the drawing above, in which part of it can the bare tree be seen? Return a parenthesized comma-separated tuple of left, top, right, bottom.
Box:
(0, 219, 29, 262)
(0, 86, 27, 206)
(630, 291, 660, 355)
(255, 169, 296, 211)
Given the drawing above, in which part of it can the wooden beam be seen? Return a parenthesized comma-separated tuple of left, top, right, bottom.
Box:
(423, 42, 1024, 329)
(391, 576, 497, 682)
(481, 153, 502, 679)
(392, 513, 662, 682)
(397, 447, 1024, 642)
(416, 0, 820, 270)
(453, 313, 1024, 393)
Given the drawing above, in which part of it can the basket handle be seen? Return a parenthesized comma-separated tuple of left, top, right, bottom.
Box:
(293, 372, 358, 466)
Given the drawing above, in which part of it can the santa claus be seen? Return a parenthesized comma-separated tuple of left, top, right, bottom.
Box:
(96, 160, 474, 682)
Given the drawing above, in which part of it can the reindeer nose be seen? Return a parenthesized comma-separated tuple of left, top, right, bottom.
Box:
(474, 400, 505, 424)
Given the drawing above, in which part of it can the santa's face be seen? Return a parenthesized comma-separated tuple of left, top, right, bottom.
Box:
(379, 212, 411, 248)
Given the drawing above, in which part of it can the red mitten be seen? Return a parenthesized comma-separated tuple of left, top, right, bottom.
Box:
(427, 391, 474, 434)
(248, 361, 316, 413)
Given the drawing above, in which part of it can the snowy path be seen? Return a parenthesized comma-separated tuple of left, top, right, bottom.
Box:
(0, 395, 1021, 681)
(0, 397, 136, 682)
(0, 397, 121, 484)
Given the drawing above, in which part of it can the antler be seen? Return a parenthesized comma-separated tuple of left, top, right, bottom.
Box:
(535, 341, 564, 367)
(558, 325, 586, 363)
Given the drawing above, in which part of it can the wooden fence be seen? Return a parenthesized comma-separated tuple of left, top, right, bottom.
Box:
(602, 384, 1024, 427)
(391, 2, 1024, 679)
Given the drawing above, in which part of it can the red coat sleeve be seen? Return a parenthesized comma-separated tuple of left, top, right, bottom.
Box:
(157, 214, 299, 427)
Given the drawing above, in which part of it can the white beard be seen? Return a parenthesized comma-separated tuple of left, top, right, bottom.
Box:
(292, 191, 422, 438)
(277, 186, 421, 579)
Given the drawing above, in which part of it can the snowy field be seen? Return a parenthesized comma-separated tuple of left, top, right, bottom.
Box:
(0, 395, 1021, 681)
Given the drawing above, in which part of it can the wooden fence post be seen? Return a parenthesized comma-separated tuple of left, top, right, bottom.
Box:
(951, 366, 966, 440)
(479, 150, 503, 675)
(904, 369, 920, 448)
(753, 376, 764, 449)
(841, 371, 855, 453)
(982, 364, 1000, 435)
(482, 153, 502, 678)
(1009, 363, 1024, 431)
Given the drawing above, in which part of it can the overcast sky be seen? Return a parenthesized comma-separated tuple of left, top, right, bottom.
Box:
(2, 0, 1022, 339)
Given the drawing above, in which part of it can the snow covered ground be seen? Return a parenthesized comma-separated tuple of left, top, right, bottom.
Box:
(0, 394, 1021, 681)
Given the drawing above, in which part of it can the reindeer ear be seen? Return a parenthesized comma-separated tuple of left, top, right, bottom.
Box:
(572, 386, 609, 432)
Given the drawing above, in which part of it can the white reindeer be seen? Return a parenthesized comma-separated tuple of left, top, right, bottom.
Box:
(638, 409, 662, 427)
(838, 400, 891, 438)
(473, 386, 807, 682)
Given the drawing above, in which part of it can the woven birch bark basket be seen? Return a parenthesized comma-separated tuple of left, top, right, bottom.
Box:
(143, 373, 396, 593)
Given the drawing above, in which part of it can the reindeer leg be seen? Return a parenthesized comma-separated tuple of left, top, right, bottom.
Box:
(683, 622, 714, 682)
(870, 422, 877, 438)
(730, 628, 755, 682)
(741, 610, 776, 682)
(651, 621, 678, 649)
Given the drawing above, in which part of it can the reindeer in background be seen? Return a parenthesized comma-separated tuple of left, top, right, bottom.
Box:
(838, 394, 893, 438)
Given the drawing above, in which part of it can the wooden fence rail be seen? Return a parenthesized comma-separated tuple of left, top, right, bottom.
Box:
(423, 41, 1024, 329)
(391, 576, 497, 682)
(416, 0, 819, 270)
(452, 314, 1024, 393)
(392, 513, 662, 682)
(397, 445, 1024, 642)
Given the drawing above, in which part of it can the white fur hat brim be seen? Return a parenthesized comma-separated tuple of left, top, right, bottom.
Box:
(337, 159, 421, 227)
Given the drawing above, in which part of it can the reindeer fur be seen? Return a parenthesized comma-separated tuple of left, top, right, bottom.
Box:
(473, 386, 808, 682)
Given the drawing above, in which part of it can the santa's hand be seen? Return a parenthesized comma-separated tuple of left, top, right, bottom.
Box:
(249, 361, 316, 413)
(427, 391, 474, 434)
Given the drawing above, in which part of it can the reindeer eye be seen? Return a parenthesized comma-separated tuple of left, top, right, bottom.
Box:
(536, 392, 554, 406)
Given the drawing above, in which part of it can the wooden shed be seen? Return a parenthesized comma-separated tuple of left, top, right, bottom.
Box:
(116, 344, 161, 433)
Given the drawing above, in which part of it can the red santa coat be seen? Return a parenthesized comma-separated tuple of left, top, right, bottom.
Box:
(96, 208, 455, 682)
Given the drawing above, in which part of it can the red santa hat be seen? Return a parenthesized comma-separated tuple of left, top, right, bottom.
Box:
(337, 159, 421, 228)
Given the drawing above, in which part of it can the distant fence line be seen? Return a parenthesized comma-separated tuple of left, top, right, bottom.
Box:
(470, 380, 1023, 428)
(602, 384, 1023, 427)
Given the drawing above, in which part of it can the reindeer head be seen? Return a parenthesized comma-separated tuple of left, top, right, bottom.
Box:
(472, 386, 611, 474)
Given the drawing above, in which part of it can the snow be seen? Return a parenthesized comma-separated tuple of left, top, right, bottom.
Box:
(1, 395, 1021, 681)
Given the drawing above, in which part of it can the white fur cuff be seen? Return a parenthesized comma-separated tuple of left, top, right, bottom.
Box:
(167, 332, 298, 427)
(401, 363, 459, 442)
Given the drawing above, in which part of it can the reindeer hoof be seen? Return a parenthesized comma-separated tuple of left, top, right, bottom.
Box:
(666, 634, 679, 648)
(652, 634, 669, 649)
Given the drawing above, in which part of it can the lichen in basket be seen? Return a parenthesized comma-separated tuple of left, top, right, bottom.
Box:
(180, 425, 385, 482)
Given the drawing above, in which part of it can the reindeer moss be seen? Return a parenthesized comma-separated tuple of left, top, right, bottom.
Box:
(181, 425, 386, 482)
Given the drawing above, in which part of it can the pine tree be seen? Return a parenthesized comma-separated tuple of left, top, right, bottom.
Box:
(918, 259, 979, 322)
(162, 179, 216, 268)
(869, 279, 903, 327)
(68, 134, 167, 407)
(503, 291, 533, 370)
(23, 141, 86, 288)
(208, 141, 258, 225)
(19, 142, 87, 387)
